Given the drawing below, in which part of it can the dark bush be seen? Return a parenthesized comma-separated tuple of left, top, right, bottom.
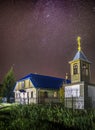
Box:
(0, 104, 95, 130)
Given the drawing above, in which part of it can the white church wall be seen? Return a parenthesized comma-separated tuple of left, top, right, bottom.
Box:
(65, 84, 80, 98)
(64, 82, 85, 109)
(88, 85, 95, 108)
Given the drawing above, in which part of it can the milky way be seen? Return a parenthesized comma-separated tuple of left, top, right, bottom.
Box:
(0, 0, 95, 83)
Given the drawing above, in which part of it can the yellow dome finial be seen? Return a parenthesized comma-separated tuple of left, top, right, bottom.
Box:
(77, 36, 81, 51)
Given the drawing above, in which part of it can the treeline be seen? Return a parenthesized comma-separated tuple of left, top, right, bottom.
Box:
(0, 104, 95, 130)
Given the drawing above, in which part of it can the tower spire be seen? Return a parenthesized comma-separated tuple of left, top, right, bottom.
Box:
(77, 36, 81, 51)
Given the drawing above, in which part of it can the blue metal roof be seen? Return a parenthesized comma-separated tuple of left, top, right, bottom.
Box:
(73, 50, 91, 63)
(18, 73, 71, 89)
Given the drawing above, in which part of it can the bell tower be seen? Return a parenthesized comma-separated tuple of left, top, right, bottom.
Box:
(69, 36, 91, 83)
(64, 37, 95, 109)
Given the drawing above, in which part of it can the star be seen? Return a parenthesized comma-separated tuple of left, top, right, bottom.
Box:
(46, 14, 50, 18)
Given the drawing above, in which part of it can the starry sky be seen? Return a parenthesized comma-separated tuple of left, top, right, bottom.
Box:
(0, 0, 95, 83)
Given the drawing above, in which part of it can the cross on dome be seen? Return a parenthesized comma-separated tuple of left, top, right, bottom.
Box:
(77, 36, 81, 51)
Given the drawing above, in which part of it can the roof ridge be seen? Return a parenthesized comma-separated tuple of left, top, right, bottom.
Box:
(22, 73, 64, 80)
(32, 73, 64, 79)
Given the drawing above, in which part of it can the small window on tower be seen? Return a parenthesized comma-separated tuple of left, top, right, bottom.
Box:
(82, 63, 88, 75)
(73, 64, 78, 75)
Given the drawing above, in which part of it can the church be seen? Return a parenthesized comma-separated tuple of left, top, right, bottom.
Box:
(64, 36, 95, 109)
(14, 73, 70, 104)
(14, 36, 95, 109)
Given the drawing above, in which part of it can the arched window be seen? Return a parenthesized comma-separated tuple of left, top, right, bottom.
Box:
(73, 64, 78, 75)
(82, 63, 88, 75)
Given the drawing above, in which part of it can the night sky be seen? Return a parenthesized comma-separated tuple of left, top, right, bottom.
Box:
(0, 0, 95, 83)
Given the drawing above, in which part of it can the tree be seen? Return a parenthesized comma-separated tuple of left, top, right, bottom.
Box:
(59, 86, 64, 103)
(1, 67, 16, 102)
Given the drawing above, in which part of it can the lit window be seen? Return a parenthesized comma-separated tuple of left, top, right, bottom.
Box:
(54, 91, 57, 98)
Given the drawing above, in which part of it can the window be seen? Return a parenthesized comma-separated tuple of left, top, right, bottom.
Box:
(17, 83, 20, 90)
(54, 91, 57, 98)
(82, 63, 88, 75)
(25, 79, 30, 88)
(29, 80, 31, 87)
(21, 81, 25, 89)
(73, 64, 78, 75)
(31, 91, 33, 98)
(27, 92, 29, 98)
(44, 91, 48, 98)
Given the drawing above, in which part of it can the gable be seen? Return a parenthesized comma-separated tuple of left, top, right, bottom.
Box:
(14, 78, 35, 91)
